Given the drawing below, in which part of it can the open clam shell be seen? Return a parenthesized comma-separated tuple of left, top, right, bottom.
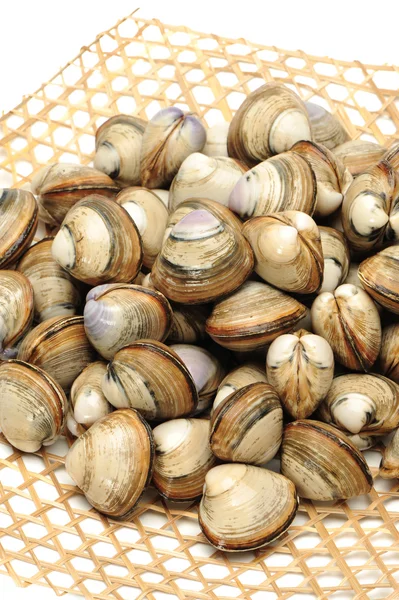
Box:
(305, 102, 349, 150)
(199, 464, 298, 552)
(205, 280, 306, 352)
(94, 115, 146, 186)
(202, 122, 229, 157)
(66, 409, 154, 519)
(0, 189, 38, 268)
(380, 323, 399, 383)
(17, 315, 97, 391)
(227, 82, 312, 167)
(242, 211, 323, 294)
(51, 194, 143, 285)
(311, 284, 381, 371)
(0, 271, 34, 359)
(102, 340, 198, 420)
(358, 245, 399, 314)
(210, 382, 283, 465)
(332, 140, 386, 176)
(281, 420, 373, 500)
(151, 208, 253, 304)
(266, 330, 334, 420)
(319, 226, 350, 293)
(31, 163, 119, 225)
(229, 152, 317, 219)
(115, 187, 169, 268)
(0, 359, 67, 452)
(152, 418, 217, 501)
(84, 283, 173, 360)
(380, 428, 399, 479)
(17, 237, 81, 322)
(213, 362, 267, 412)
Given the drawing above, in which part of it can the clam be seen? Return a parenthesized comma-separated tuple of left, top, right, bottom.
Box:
(102, 340, 198, 420)
(332, 140, 386, 176)
(358, 245, 399, 314)
(31, 163, 119, 225)
(341, 161, 398, 252)
(266, 330, 334, 419)
(167, 304, 209, 344)
(213, 362, 267, 411)
(152, 418, 217, 501)
(383, 142, 399, 171)
(281, 420, 373, 500)
(151, 209, 254, 304)
(84, 283, 173, 360)
(380, 324, 399, 383)
(227, 82, 312, 167)
(17, 238, 81, 322)
(205, 280, 306, 351)
(115, 187, 169, 268)
(305, 102, 349, 150)
(198, 464, 298, 552)
(169, 153, 246, 211)
(0, 189, 38, 268)
(0, 359, 67, 452)
(242, 211, 323, 294)
(317, 374, 399, 446)
(380, 428, 399, 479)
(291, 140, 352, 218)
(152, 188, 169, 208)
(311, 284, 381, 370)
(66, 409, 154, 519)
(94, 115, 146, 186)
(210, 382, 283, 465)
(140, 107, 206, 188)
(228, 152, 316, 219)
(51, 194, 142, 285)
(319, 226, 350, 293)
(169, 343, 225, 413)
(0, 271, 34, 359)
(17, 315, 97, 391)
(67, 361, 112, 437)
(344, 263, 362, 287)
(202, 122, 230, 157)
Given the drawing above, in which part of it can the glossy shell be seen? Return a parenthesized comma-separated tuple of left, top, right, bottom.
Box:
(202, 122, 229, 157)
(0, 271, 34, 359)
(333, 140, 386, 176)
(305, 102, 349, 150)
(319, 226, 350, 293)
(358, 245, 399, 314)
(281, 420, 373, 500)
(380, 324, 399, 383)
(380, 428, 399, 479)
(213, 362, 267, 411)
(0, 189, 38, 268)
(167, 304, 209, 344)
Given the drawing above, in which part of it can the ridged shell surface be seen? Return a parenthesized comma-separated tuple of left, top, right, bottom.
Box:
(0, 189, 38, 268)
(0, 271, 34, 359)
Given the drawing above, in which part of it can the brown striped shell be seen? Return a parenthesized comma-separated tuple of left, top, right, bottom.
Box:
(166, 304, 209, 344)
(213, 362, 268, 412)
(319, 226, 350, 293)
(380, 428, 399, 479)
(0, 189, 38, 268)
(305, 102, 349, 150)
(332, 140, 386, 176)
(358, 245, 399, 314)
(0, 271, 34, 359)
(380, 324, 399, 383)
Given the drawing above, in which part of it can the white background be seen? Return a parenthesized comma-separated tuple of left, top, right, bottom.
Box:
(1, 0, 399, 598)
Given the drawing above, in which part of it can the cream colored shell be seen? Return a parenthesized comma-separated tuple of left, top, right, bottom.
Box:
(319, 226, 350, 293)
(0, 271, 34, 359)
(213, 363, 267, 412)
(332, 140, 386, 176)
(380, 324, 399, 384)
(305, 102, 349, 150)
(202, 122, 229, 157)
(380, 428, 399, 479)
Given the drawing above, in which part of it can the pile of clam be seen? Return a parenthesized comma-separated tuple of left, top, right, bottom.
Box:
(2, 82, 399, 553)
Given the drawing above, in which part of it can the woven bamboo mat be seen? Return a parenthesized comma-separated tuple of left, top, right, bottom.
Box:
(1, 11, 399, 600)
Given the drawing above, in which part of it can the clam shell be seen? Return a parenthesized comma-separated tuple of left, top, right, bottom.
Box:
(31, 163, 119, 225)
(152, 418, 217, 501)
(381, 142, 399, 171)
(0, 189, 38, 268)
(380, 324, 399, 383)
(318, 373, 399, 441)
(281, 420, 373, 500)
(332, 140, 385, 176)
(311, 284, 381, 371)
(319, 226, 350, 293)
(229, 152, 316, 219)
(342, 161, 397, 252)
(227, 82, 312, 167)
(17, 237, 81, 322)
(152, 188, 169, 207)
(242, 211, 323, 294)
(210, 382, 283, 465)
(169, 343, 225, 414)
(266, 330, 334, 419)
(0, 271, 34, 359)
(66, 409, 154, 519)
(140, 107, 206, 188)
(205, 280, 306, 352)
(213, 362, 267, 412)
(380, 428, 399, 478)
(199, 464, 298, 552)
(305, 102, 349, 150)
(51, 194, 143, 285)
(169, 153, 246, 211)
(166, 304, 209, 344)
(358, 245, 399, 314)
(17, 315, 97, 391)
(0, 359, 67, 452)
(151, 209, 254, 304)
(291, 140, 352, 218)
(84, 283, 173, 360)
(202, 122, 229, 157)
(115, 187, 169, 268)
(94, 115, 146, 186)
(69, 361, 113, 435)
(102, 340, 198, 420)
